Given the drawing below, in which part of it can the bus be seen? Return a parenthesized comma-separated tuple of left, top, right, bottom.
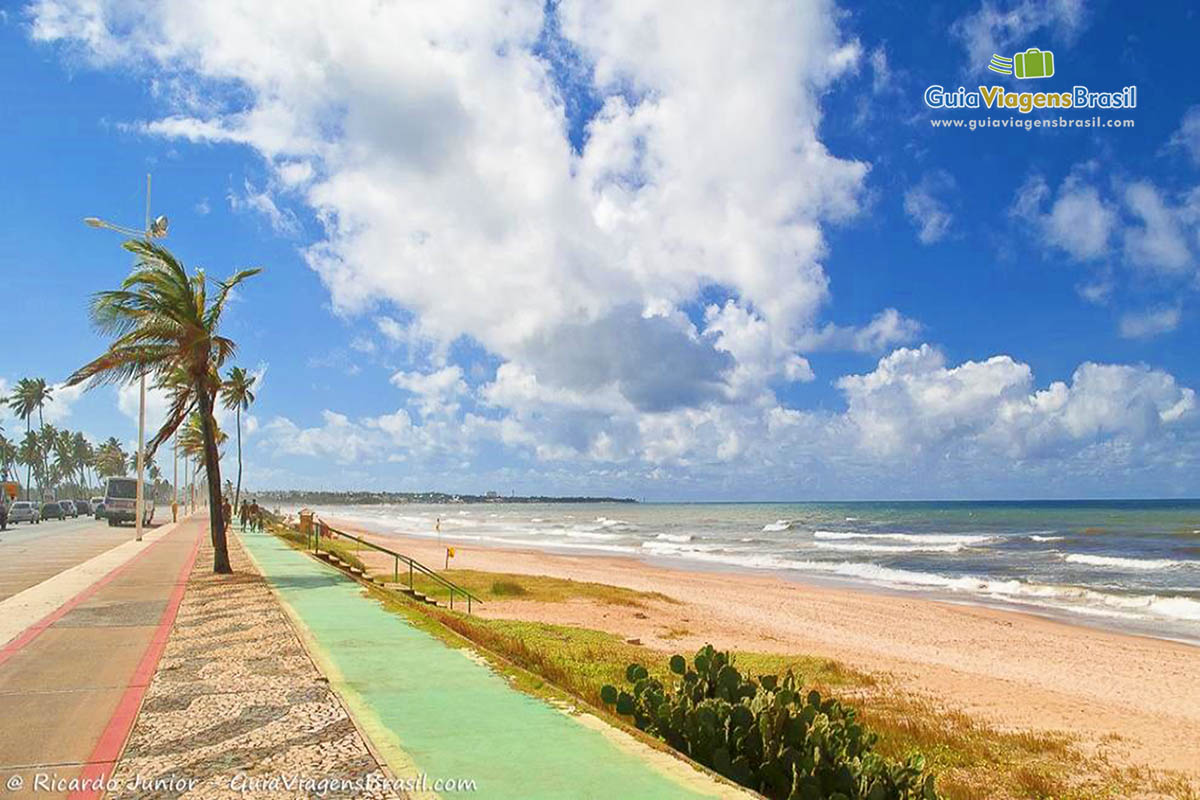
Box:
(103, 476, 155, 527)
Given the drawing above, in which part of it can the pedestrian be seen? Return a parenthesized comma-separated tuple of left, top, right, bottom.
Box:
(221, 496, 232, 531)
(250, 498, 261, 531)
(239, 499, 249, 530)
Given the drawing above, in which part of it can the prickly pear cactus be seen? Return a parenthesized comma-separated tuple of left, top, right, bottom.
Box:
(600, 645, 937, 800)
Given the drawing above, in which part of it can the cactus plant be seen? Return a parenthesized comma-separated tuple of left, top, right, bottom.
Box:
(600, 645, 937, 800)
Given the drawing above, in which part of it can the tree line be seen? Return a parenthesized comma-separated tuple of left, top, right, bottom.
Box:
(0, 376, 220, 505)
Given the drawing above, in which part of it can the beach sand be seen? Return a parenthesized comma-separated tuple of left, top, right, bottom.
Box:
(324, 517, 1200, 780)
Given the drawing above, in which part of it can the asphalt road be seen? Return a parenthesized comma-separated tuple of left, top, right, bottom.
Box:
(0, 514, 167, 602)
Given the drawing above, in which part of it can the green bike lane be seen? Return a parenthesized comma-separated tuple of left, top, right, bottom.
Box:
(238, 528, 742, 800)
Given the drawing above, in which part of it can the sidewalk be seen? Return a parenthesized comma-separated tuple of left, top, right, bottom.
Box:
(239, 527, 746, 800)
(105, 525, 400, 799)
(0, 517, 200, 797)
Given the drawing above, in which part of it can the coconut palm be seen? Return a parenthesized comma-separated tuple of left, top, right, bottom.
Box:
(220, 366, 256, 511)
(67, 240, 260, 573)
(6, 378, 52, 500)
(53, 429, 76, 497)
(0, 433, 17, 489)
(17, 431, 41, 500)
(95, 437, 127, 479)
(71, 433, 93, 493)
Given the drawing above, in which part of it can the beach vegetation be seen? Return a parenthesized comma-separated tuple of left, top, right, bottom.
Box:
(600, 645, 937, 799)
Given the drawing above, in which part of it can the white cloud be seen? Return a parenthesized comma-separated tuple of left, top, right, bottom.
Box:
(227, 179, 299, 236)
(1169, 105, 1200, 166)
(1011, 171, 1116, 261)
(837, 345, 1195, 460)
(29, 0, 870, 418)
(903, 171, 955, 244)
(795, 308, 922, 354)
(952, 0, 1086, 74)
(1118, 307, 1181, 339)
(1122, 181, 1194, 275)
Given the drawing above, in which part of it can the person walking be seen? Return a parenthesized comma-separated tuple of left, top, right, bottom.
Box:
(239, 499, 249, 530)
(221, 496, 232, 531)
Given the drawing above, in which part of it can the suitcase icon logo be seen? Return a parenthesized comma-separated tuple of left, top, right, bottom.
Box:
(988, 48, 1055, 79)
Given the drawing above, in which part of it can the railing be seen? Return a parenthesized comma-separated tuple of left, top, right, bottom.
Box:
(307, 516, 483, 614)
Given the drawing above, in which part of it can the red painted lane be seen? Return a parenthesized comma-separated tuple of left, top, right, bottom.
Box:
(67, 524, 202, 800)
(0, 524, 182, 667)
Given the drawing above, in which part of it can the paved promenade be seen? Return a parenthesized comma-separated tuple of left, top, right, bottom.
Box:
(239, 527, 743, 800)
(0, 516, 199, 797)
(106, 526, 400, 799)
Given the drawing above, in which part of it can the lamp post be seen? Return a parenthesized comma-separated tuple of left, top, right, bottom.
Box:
(83, 174, 169, 542)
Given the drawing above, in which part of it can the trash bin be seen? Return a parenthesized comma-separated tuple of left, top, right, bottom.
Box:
(299, 509, 313, 536)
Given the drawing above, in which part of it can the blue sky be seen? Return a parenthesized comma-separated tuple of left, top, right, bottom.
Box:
(2, 0, 1198, 500)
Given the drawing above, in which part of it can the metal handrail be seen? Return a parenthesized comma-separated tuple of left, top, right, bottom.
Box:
(309, 516, 483, 613)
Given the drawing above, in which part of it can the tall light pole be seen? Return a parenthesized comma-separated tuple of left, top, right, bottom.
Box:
(83, 174, 169, 542)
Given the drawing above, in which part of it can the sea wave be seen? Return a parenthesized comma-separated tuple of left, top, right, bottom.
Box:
(654, 533, 693, 543)
(762, 520, 795, 532)
(1064, 554, 1189, 570)
(1028, 534, 1064, 542)
(812, 541, 966, 554)
(813, 530, 995, 546)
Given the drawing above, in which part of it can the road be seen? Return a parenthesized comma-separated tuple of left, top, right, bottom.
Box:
(0, 514, 167, 602)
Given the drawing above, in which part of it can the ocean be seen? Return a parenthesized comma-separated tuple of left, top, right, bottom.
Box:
(297, 500, 1200, 644)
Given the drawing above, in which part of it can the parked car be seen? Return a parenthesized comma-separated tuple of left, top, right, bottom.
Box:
(9, 501, 40, 524)
(91, 496, 107, 519)
(103, 477, 154, 526)
(41, 502, 65, 521)
(60, 500, 78, 517)
(75, 499, 93, 515)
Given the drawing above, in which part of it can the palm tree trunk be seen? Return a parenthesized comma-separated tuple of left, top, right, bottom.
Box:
(196, 387, 231, 573)
(37, 408, 45, 503)
(24, 419, 32, 502)
(234, 407, 243, 513)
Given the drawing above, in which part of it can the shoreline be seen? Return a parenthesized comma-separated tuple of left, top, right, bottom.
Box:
(323, 514, 1200, 780)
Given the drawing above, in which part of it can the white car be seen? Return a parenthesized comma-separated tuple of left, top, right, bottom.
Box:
(8, 501, 41, 524)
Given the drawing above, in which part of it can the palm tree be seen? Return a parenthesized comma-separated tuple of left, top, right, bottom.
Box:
(95, 438, 126, 478)
(39, 424, 59, 496)
(18, 431, 41, 500)
(67, 239, 260, 573)
(6, 378, 48, 500)
(71, 433, 93, 494)
(53, 429, 76, 497)
(220, 366, 256, 512)
(0, 433, 17, 491)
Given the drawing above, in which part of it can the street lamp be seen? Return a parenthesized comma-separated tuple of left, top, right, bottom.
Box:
(83, 173, 167, 542)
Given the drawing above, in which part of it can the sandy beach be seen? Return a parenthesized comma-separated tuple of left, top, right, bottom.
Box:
(323, 516, 1200, 780)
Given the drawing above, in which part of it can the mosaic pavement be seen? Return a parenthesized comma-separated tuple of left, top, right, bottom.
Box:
(106, 530, 403, 799)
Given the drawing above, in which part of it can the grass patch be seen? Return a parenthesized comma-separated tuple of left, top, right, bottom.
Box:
(386, 567, 676, 607)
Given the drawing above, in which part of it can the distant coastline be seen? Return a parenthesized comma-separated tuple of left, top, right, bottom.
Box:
(252, 490, 638, 505)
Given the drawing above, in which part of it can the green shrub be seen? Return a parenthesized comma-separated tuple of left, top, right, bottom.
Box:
(491, 579, 529, 596)
(601, 645, 937, 800)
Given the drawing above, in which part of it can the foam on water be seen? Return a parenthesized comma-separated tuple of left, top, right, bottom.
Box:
(1064, 554, 1192, 570)
(813, 530, 996, 546)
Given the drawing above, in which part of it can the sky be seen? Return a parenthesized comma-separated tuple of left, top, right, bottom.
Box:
(1, 0, 1198, 501)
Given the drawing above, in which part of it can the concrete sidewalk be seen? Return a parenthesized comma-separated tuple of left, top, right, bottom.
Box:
(0, 516, 202, 798)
